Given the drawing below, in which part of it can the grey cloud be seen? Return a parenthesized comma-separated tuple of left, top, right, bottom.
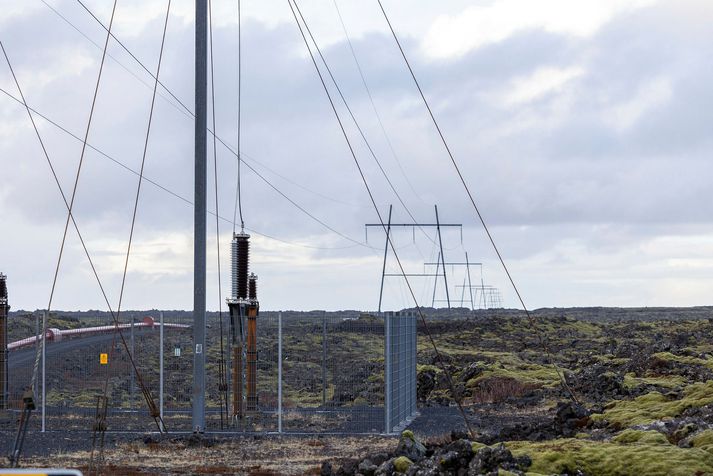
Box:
(3, 1, 713, 311)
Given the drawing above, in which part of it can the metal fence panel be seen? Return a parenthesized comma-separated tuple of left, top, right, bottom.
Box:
(2, 310, 416, 435)
(385, 311, 417, 433)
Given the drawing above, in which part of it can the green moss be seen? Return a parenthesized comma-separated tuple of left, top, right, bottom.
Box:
(593, 355, 631, 365)
(507, 438, 713, 475)
(612, 429, 669, 445)
(691, 430, 713, 450)
(352, 396, 368, 406)
(622, 372, 686, 390)
(591, 381, 713, 427)
(568, 320, 601, 335)
(417, 364, 442, 374)
(472, 441, 486, 452)
(463, 351, 563, 388)
(684, 344, 713, 355)
(401, 429, 415, 440)
(393, 456, 413, 473)
(653, 351, 713, 370)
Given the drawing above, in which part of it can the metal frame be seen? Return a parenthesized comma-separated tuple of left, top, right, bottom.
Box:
(383, 311, 417, 434)
(367, 205, 462, 311)
(3, 312, 416, 435)
(424, 254, 483, 310)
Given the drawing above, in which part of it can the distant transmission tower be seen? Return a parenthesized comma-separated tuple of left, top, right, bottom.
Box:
(366, 205, 462, 312)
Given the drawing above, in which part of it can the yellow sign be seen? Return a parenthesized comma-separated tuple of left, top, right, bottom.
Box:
(100, 353, 108, 365)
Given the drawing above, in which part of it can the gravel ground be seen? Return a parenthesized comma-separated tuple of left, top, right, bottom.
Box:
(0, 405, 551, 461)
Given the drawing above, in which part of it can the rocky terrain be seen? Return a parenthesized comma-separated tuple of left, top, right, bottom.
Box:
(326, 307, 713, 475)
(4, 306, 713, 474)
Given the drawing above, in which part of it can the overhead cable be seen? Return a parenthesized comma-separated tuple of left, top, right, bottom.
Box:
(233, 0, 244, 233)
(376, 0, 578, 403)
(292, 2, 436, 246)
(331, 0, 424, 204)
(288, 0, 476, 439)
(0, 87, 372, 251)
(41, 0, 192, 121)
(52, 1, 371, 249)
(207, 0, 229, 429)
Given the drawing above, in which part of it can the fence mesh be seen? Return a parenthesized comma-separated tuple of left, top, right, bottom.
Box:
(2, 311, 416, 434)
(385, 311, 418, 433)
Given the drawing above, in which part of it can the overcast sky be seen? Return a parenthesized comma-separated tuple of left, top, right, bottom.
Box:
(1, 0, 712, 313)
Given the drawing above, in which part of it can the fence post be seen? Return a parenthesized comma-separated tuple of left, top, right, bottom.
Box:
(34, 313, 39, 398)
(160, 311, 164, 424)
(410, 314, 416, 418)
(42, 309, 46, 433)
(278, 311, 283, 434)
(322, 313, 327, 408)
(412, 315, 417, 417)
(384, 312, 391, 434)
(130, 315, 135, 412)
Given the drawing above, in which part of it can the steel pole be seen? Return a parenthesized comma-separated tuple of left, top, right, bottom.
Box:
(377, 205, 393, 312)
(384, 312, 391, 434)
(160, 311, 164, 423)
(431, 252, 440, 308)
(465, 252, 475, 311)
(434, 205, 450, 308)
(193, 0, 208, 433)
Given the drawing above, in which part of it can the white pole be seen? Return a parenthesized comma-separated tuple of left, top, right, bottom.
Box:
(160, 311, 164, 425)
(41, 310, 46, 432)
(278, 311, 282, 434)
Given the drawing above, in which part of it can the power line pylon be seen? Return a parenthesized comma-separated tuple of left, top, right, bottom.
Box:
(424, 253, 482, 310)
(366, 205, 462, 311)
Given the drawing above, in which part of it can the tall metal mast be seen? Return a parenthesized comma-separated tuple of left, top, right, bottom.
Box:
(192, 0, 207, 433)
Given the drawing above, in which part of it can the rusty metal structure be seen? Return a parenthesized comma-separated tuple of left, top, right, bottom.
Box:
(0, 273, 8, 409)
(227, 232, 259, 421)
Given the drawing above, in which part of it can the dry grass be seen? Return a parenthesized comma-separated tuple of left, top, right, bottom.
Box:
(469, 376, 540, 404)
(19, 435, 396, 475)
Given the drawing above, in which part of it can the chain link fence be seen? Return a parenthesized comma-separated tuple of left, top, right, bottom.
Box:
(1, 311, 416, 434)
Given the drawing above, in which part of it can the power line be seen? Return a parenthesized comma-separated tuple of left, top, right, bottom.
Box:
(47, 1, 371, 250)
(240, 150, 355, 207)
(207, 0, 229, 430)
(288, 0, 476, 439)
(233, 0, 244, 234)
(331, 0, 424, 205)
(69, 0, 353, 209)
(292, 2, 436, 247)
(376, 0, 578, 403)
(50, 0, 374, 245)
(73, 0, 194, 118)
(41, 0, 192, 122)
(38, 0, 118, 405)
(91, 3, 173, 468)
(2, 2, 167, 465)
(0, 87, 373, 251)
